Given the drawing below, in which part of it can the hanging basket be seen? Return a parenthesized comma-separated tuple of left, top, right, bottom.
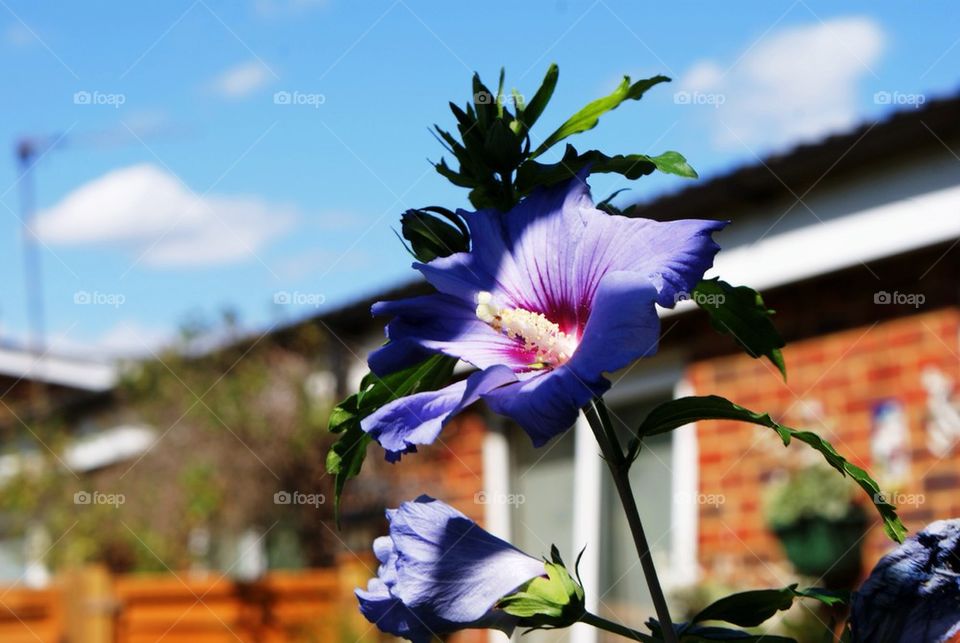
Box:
(772, 507, 867, 587)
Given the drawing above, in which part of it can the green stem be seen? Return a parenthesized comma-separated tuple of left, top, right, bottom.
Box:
(580, 611, 656, 642)
(583, 399, 679, 643)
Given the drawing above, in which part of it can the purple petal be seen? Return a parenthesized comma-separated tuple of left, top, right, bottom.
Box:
(483, 367, 609, 446)
(362, 366, 517, 461)
(389, 496, 546, 624)
(356, 536, 438, 642)
(418, 173, 724, 322)
(370, 294, 529, 373)
(367, 339, 435, 377)
(356, 581, 436, 643)
(573, 213, 726, 308)
(567, 271, 660, 378)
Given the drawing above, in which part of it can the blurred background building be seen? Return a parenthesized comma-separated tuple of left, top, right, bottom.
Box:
(0, 93, 956, 642)
(1, 2, 959, 641)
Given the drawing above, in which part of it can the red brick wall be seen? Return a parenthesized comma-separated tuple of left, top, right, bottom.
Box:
(688, 306, 960, 588)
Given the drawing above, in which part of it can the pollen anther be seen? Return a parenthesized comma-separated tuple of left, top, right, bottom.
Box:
(475, 291, 577, 366)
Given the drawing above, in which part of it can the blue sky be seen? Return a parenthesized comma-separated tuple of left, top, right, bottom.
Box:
(0, 0, 957, 356)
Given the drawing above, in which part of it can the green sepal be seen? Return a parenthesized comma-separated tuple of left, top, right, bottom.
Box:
(498, 546, 585, 629)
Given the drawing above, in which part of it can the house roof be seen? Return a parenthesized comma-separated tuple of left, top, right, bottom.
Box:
(630, 91, 960, 221)
(0, 345, 117, 393)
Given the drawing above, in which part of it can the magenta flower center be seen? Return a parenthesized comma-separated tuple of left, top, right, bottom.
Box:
(476, 291, 579, 368)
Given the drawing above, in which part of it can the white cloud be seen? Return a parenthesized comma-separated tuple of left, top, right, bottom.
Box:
(210, 60, 273, 99)
(677, 17, 885, 151)
(35, 163, 296, 267)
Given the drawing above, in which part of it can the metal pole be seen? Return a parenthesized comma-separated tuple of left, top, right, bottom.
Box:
(16, 140, 48, 408)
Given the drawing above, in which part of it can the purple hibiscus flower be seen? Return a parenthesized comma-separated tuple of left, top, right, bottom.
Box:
(355, 495, 548, 642)
(363, 171, 725, 460)
(850, 519, 960, 642)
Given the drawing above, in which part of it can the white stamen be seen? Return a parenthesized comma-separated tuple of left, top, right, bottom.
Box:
(475, 291, 578, 366)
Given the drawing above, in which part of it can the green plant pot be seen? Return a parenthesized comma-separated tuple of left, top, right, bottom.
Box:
(772, 509, 867, 587)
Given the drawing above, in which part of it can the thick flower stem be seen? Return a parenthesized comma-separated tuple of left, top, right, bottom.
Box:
(580, 611, 656, 642)
(583, 400, 679, 643)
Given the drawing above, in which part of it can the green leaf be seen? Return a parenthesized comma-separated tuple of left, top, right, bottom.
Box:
(433, 157, 475, 188)
(530, 74, 670, 159)
(516, 145, 696, 196)
(325, 419, 370, 528)
(693, 278, 786, 379)
(648, 150, 698, 178)
(689, 584, 844, 629)
(794, 587, 849, 607)
(670, 585, 845, 641)
(517, 63, 559, 133)
(326, 354, 457, 526)
(632, 396, 907, 543)
(691, 587, 795, 627)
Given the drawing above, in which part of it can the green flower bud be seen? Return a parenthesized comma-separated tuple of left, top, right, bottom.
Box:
(400, 207, 470, 262)
(497, 546, 586, 630)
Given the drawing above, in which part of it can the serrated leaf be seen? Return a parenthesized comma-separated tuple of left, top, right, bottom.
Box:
(517, 63, 559, 133)
(693, 278, 786, 379)
(516, 145, 696, 197)
(648, 150, 698, 178)
(530, 74, 670, 159)
(689, 584, 844, 629)
(326, 354, 457, 526)
(632, 395, 906, 543)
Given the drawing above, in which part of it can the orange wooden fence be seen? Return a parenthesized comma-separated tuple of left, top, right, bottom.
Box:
(0, 560, 378, 643)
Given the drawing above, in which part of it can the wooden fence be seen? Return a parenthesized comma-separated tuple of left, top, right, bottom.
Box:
(0, 559, 377, 643)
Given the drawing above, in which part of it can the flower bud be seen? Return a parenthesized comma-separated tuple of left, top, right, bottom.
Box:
(400, 208, 469, 262)
(498, 546, 586, 630)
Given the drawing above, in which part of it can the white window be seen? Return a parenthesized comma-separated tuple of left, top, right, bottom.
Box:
(483, 364, 698, 643)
